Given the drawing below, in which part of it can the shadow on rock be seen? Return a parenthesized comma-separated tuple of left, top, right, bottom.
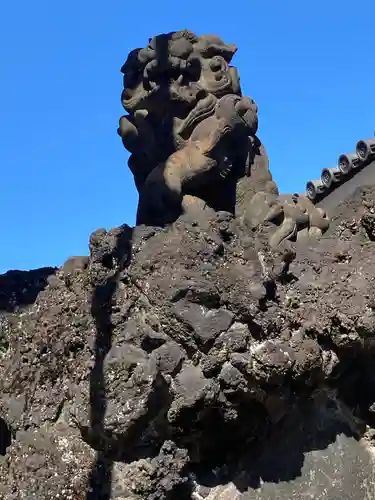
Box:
(194, 389, 370, 499)
(134, 33, 189, 228)
(86, 225, 133, 500)
(0, 267, 57, 312)
(0, 417, 11, 456)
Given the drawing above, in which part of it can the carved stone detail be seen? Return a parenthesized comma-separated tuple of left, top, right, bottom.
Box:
(118, 30, 329, 245)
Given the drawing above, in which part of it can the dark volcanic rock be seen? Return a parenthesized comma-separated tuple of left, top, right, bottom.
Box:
(199, 391, 375, 500)
(3, 21, 375, 497)
(0, 267, 56, 312)
(1, 186, 375, 498)
(0, 420, 95, 499)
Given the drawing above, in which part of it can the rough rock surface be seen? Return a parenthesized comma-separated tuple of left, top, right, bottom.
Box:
(1, 186, 375, 498)
(2, 28, 375, 500)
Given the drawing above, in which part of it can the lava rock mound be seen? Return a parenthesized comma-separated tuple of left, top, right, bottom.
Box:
(1, 189, 375, 498)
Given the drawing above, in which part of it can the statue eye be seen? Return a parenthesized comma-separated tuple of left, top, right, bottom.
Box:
(209, 57, 224, 72)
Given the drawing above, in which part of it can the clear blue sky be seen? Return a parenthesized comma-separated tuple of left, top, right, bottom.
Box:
(1, 1, 374, 273)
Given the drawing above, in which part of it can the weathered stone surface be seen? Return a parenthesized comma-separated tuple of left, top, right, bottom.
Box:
(110, 441, 190, 500)
(150, 341, 185, 376)
(174, 301, 234, 348)
(0, 420, 95, 499)
(193, 393, 375, 500)
(4, 30, 375, 500)
(71, 345, 171, 457)
(118, 30, 329, 246)
(238, 391, 375, 500)
(1, 185, 375, 497)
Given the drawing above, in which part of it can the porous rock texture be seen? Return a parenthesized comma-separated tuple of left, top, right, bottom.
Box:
(1, 187, 375, 498)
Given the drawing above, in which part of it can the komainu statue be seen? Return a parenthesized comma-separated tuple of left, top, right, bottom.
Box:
(118, 29, 329, 246)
